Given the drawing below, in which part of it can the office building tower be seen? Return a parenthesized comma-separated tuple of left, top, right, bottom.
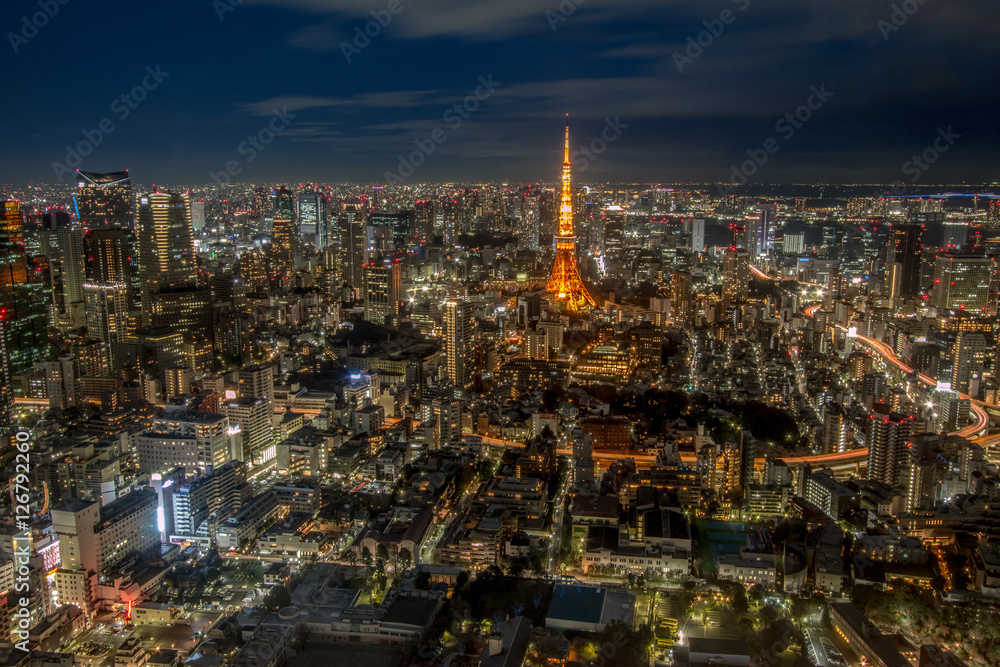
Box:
(83, 282, 130, 367)
(933, 252, 993, 312)
(84, 227, 133, 302)
(1, 200, 27, 288)
(56, 227, 86, 314)
(38, 354, 77, 411)
(74, 170, 133, 227)
(137, 411, 231, 476)
(689, 218, 705, 253)
(268, 186, 298, 285)
(547, 120, 595, 312)
(164, 366, 194, 399)
(363, 260, 402, 325)
(887, 223, 922, 299)
(1, 200, 52, 398)
(951, 332, 986, 396)
(722, 247, 750, 303)
(225, 397, 273, 467)
(941, 221, 969, 250)
(936, 390, 970, 433)
(171, 461, 251, 543)
(603, 207, 625, 266)
(190, 200, 206, 231)
(783, 232, 804, 255)
(747, 202, 776, 258)
(338, 204, 366, 296)
(137, 191, 196, 319)
(296, 191, 327, 248)
(444, 300, 475, 389)
(670, 271, 692, 328)
(821, 402, 849, 454)
(866, 407, 913, 487)
(237, 364, 275, 405)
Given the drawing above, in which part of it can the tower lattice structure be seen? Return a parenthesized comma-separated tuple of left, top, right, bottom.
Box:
(546, 118, 595, 312)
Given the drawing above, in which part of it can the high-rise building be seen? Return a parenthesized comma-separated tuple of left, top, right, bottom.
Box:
(83, 282, 130, 367)
(38, 354, 77, 411)
(689, 218, 705, 253)
(670, 271, 692, 328)
(137, 191, 196, 321)
(363, 260, 402, 325)
(339, 204, 366, 296)
(747, 202, 776, 258)
(1, 200, 27, 288)
(237, 364, 275, 405)
(940, 221, 969, 250)
(137, 411, 231, 476)
(866, 407, 913, 487)
(603, 207, 625, 266)
(951, 331, 986, 396)
(296, 191, 327, 249)
(171, 461, 251, 543)
(84, 227, 135, 308)
(56, 227, 86, 314)
(933, 252, 993, 312)
(225, 397, 274, 468)
(887, 223, 922, 299)
(783, 232, 804, 255)
(546, 120, 595, 312)
(269, 186, 298, 285)
(821, 402, 849, 454)
(74, 170, 133, 227)
(722, 247, 750, 303)
(444, 300, 475, 389)
(1, 200, 52, 400)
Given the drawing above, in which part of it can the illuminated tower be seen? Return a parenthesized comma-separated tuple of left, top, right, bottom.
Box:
(546, 118, 595, 312)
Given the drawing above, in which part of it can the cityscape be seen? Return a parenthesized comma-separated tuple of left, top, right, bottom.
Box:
(2, 2, 1000, 667)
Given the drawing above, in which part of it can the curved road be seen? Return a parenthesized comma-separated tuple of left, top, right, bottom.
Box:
(762, 269, 991, 440)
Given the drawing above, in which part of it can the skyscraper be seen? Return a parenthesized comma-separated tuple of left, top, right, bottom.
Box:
(296, 191, 327, 249)
(444, 300, 475, 389)
(941, 221, 969, 250)
(363, 260, 402, 325)
(83, 282, 130, 369)
(85, 227, 135, 308)
(951, 331, 986, 396)
(269, 186, 298, 286)
(1, 200, 50, 398)
(887, 223, 922, 299)
(747, 202, 776, 258)
(137, 191, 196, 313)
(74, 170, 133, 227)
(722, 247, 750, 303)
(547, 119, 595, 312)
(339, 204, 365, 296)
(933, 251, 993, 312)
(866, 407, 913, 487)
(670, 271, 692, 328)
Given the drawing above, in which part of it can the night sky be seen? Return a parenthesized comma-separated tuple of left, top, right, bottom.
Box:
(3, 0, 999, 185)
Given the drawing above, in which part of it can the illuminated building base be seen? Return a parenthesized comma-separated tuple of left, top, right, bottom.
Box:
(547, 240, 595, 312)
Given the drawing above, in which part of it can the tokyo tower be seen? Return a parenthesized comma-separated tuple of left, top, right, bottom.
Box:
(546, 117, 595, 312)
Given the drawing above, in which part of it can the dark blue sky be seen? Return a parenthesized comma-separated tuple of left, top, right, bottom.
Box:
(3, 0, 999, 185)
